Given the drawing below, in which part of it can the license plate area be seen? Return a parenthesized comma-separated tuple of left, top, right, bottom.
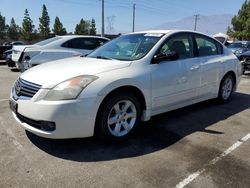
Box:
(9, 99, 18, 114)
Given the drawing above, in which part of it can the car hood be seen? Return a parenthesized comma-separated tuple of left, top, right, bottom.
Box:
(20, 57, 131, 88)
(240, 50, 250, 56)
(229, 48, 241, 53)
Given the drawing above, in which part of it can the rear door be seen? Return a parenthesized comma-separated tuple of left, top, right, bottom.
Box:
(194, 34, 223, 98)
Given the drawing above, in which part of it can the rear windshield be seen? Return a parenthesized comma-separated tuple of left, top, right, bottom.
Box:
(35, 37, 62, 46)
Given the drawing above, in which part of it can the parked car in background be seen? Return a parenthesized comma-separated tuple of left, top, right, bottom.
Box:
(3, 49, 15, 68)
(0, 41, 25, 60)
(227, 41, 250, 55)
(12, 35, 109, 72)
(10, 30, 242, 141)
(213, 33, 230, 46)
(236, 50, 250, 74)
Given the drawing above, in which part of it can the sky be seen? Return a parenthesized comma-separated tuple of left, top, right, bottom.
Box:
(0, 0, 246, 34)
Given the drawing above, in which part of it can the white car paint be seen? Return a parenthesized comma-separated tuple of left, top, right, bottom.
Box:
(10, 30, 242, 139)
(11, 35, 109, 71)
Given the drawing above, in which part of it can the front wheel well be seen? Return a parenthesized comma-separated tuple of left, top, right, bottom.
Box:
(94, 86, 147, 135)
(98, 86, 146, 112)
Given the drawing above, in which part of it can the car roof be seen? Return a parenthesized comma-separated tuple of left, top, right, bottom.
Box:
(131, 30, 211, 36)
(56, 35, 109, 40)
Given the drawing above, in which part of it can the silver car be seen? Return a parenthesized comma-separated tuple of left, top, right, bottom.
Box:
(10, 30, 242, 141)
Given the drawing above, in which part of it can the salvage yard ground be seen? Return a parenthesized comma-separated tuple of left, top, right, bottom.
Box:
(0, 65, 250, 188)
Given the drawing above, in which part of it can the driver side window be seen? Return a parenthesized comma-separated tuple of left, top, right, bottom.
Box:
(159, 34, 193, 59)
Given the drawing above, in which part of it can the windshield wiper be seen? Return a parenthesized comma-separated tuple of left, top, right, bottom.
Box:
(96, 56, 113, 60)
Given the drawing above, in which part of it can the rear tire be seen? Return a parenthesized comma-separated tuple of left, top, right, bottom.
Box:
(217, 74, 235, 103)
(95, 92, 141, 141)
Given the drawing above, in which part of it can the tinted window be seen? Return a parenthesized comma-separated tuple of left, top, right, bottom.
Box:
(214, 37, 226, 43)
(62, 38, 100, 50)
(159, 33, 193, 59)
(98, 39, 108, 46)
(195, 35, 221, 56)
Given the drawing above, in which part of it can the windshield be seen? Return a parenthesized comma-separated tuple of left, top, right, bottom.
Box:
(88, 33, 163, 61)
(35, 36, 62, 46)
(228, 42, 244, 48)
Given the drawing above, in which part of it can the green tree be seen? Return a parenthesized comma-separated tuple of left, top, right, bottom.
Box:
(39, 4, 50, 38)
(89, 18, 96, 35)
(53, 16, 67, 35)
(75, 19, 89, 35)
(0, 12, 6, 39)
(228, 0, 250, 39)
(7, 18, 20, 40)
(22, 9, 35, 41)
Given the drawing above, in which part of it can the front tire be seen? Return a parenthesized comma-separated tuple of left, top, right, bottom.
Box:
(218, 74, 235, 103)
(95, 92, 141, 141)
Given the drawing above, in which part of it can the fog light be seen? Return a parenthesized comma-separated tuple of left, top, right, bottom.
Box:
(41, 121, 56, 131)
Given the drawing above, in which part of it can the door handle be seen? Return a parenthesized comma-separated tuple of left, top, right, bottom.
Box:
(190, 65, 200, 71)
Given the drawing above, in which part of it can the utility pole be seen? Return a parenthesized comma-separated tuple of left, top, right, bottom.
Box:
(132, 3, 135, 32)
(101, 0, 104, 37)
(194, 14, 200, 31)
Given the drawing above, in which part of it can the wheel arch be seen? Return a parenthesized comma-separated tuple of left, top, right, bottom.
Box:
(221, 70, 237, 90)
(94, 85, 148, 135)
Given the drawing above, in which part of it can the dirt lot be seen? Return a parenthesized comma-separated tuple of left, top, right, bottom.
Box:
(0, 64, 250, 188)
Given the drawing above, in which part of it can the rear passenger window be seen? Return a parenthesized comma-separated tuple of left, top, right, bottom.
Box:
(195, 35, 222, 57)
(62, 38, 99, 50)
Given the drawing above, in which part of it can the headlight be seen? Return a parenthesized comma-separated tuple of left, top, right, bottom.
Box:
(44, 75, 98, 100)
(235, 50, 243, 54)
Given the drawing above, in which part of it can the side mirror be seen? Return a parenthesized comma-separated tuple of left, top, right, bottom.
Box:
(152, 51, 179, 64)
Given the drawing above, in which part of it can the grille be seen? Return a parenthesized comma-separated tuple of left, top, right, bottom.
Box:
(14, 78, 42, 98)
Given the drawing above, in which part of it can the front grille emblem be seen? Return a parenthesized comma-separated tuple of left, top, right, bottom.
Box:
(15, 81, 21, 95)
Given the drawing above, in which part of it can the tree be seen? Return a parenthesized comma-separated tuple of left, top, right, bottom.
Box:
(22, 9, 35, 41)
(75, 19, 89, 35)
(89, 18, 96, 35)
(228, 0, 250, 39)
(0, 12, 6, 39)
(39, 4, 50, 38)
(53, 16, 67, 35)
(7, 18, 20, 40)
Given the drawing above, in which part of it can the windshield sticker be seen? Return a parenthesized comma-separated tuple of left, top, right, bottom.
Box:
(144, 33, 163, 37)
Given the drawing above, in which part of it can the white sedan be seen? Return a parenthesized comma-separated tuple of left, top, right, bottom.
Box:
(9, 30, 242, 141)
(11, 35, 109, 72)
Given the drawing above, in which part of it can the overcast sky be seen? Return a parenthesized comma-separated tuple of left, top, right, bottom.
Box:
(0, 0, 246, 34)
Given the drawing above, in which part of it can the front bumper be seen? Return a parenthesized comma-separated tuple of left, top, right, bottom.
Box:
(10, 88, 103, 139)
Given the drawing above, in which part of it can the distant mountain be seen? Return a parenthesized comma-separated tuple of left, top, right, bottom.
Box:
(152, 14, 233, 35)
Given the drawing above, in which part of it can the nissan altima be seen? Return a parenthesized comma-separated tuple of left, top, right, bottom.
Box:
(10, 30, 242, 141)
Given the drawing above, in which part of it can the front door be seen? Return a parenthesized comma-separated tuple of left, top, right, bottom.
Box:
(151, 33, 201, 112)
